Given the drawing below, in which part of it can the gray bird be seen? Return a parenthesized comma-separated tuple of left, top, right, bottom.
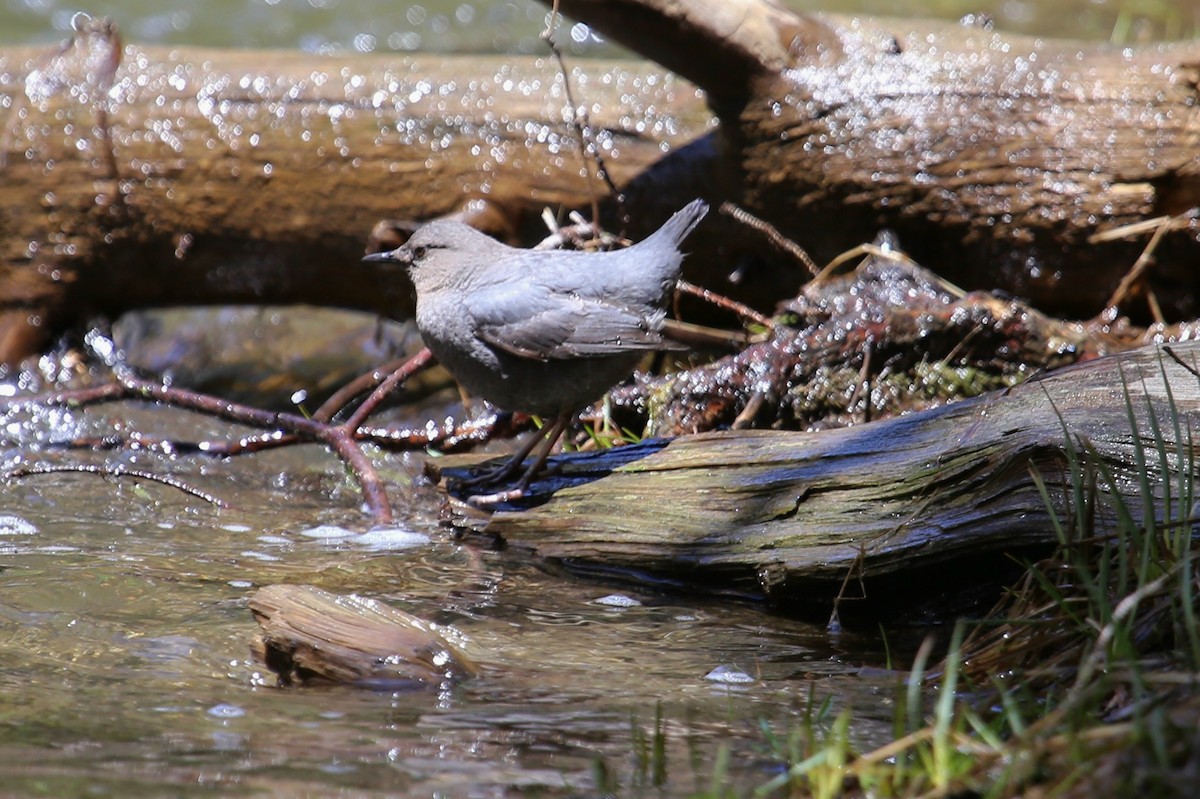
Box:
(363, 199, 708, 503)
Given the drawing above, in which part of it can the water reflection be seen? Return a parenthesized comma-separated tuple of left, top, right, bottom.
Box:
(0, 0, 1191, 52)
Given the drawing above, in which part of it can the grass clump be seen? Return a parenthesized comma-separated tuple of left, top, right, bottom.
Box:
(762, 358, 1200, 797)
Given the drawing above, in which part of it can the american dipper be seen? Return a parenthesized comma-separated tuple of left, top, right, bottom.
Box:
(363, 199, 709, 503)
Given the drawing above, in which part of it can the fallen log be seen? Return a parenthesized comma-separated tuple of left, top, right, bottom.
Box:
(433, 340, 1200, 610)
(2, 2, 1198, 365)
(0, 18, 710, 361)
(560, 0, 1200, 319)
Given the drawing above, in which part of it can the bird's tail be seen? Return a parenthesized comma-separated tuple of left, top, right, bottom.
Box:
(647, 198, 709, 248)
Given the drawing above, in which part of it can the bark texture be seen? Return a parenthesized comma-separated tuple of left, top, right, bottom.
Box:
(435, 340, 1200, 609)
(249, 584, 476, 687)
(562, 0, 1200, 318)
(0, 20, 709, 360)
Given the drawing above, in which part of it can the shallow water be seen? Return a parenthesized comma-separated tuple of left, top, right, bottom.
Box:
(0, 0, 1192, 52)
(0, 396, 906, 796)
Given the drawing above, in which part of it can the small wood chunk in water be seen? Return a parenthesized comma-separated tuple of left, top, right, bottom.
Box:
(249, 584, 475, 688)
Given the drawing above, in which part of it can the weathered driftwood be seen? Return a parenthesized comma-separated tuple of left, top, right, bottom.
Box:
(0, 20, 709, 361)
(434, 340, 1200, 607)
(2, 1, 1198, 364)
(563, 0, 1200, 319)
(249, 583, 475, 687)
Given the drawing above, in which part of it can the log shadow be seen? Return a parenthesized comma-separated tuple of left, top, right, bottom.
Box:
(436, 437, 674, 510)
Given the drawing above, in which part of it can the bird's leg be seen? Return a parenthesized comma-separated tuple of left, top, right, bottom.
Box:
(453, 426, 546, 488)
(511, 414, 570, 486)
(454, 413, 569, 490)
(466, 414, 571, 505)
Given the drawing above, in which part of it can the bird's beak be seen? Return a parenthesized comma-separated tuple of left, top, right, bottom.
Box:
(362, 247, 410, 265)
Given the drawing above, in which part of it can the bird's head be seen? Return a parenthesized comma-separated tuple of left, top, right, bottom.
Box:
(362, 219, 499, 293)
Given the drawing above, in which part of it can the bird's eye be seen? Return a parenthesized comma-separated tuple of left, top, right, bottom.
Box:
(411, 245, 428, 260)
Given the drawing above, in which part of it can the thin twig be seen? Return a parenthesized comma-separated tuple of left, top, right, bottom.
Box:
(313, 356, 413, 423)
(846, 338, 874, 424)
(674, 279, 775, 330)
(719, 202, 820, 277)
(340, 348, 435, 432)
(533, 218, 625, 251)
(828, 542, 870, 632)
(1087, 214, 1173, 244)
(541, 0, 626, 230)
(1163, 345, 1200, 380)
(45, 430, 301, 457)
(1099, 219, 1171, 324)
(731, 390, 765, 430)
(7, 462, 228, 507)
(316, 425, 393, 523)
(357, 411, 508, 452)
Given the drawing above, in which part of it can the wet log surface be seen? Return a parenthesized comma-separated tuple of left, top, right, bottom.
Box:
(0, 21, 710, 360)
(433, 340, 1200, 608)
(2, 1, 1199, 364)
(249, 584, 476, 688)
(568, 0, 1200, 320)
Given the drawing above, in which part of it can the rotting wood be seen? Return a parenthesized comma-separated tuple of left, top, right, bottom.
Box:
(249, 583, 476, 687)
(433, 340, 1200, 608)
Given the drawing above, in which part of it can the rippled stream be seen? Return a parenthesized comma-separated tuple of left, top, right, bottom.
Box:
(0, 395, 907, 795)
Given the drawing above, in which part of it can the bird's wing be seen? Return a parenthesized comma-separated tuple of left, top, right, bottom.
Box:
(468, 287, 681, 361)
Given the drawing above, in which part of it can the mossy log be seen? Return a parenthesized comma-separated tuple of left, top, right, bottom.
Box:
(436, 340, 1200, 607)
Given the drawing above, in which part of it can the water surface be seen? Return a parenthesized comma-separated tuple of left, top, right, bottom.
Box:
(0, 0, 1192, 51)
(1, 398, 902, 795)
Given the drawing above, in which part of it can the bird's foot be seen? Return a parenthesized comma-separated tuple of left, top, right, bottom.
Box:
(454, 457, 524, 489)
(465, 486, 528, 506)
(463, 458, 573, 507)
(457, 458, 567, 506)
(449, 415, 571, 507)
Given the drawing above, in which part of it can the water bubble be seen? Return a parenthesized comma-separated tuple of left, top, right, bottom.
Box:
(592, 593, 641, 608)
(704, 665, 755, 684)
(298, 524, 355, 540)
(207, 703, 245, 719)
(0, 515, 37, 536)
(349, 527, 431, 551)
